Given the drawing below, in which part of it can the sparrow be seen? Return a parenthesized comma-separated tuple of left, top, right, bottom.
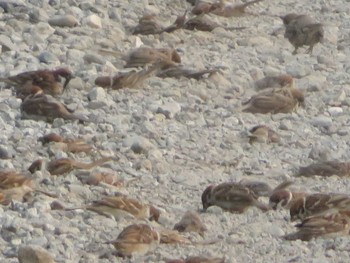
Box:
(290, 193, 350, 221)
(183, 14, 247, 32)
(77, 172, 138, 187)
(107, 223, 160, 258)
(159, 229, 191, 244)
(157, 65, 220, 79)
(132, 14, 164, 35)
(240, 180, 293, 199)
(167, 257, 225, 263)
(38, 133, 93, 153)
(124, 47, 181, 69)
(173, 211, 207, 236)
(296, 161, 350, 177)
(191, 1, 214, 15)
(46, 157, 112, 175)
(254, 74, 294, 90)
(20, 93, 88, 123)
(0, 68, 73, 97)
(94, 61, 164, 90)
(67, 193, 160, 221)
(269, 189, 307, 210)
(281, 13, 324, 54)
(283, 210, 350, 241)
(248, 125, 280, 144)
(163, 10, 188, 33)
(0, 171, 56, 204)
(210, 0, 264, 17)
(201, 182, 270, 213)
(242, 87, 305, 114)
(0, 171, 35, 189)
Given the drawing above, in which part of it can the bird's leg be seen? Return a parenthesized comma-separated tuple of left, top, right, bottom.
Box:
(306, 46, 313, 54)
(292, 47, 298, 55)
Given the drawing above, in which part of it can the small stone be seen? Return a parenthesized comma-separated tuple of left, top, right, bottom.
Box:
(38, 51, 59, 64)
(0, 35, 17, 52)
(49, 15, 79, 27)
(83, 53, 105, 64)
(84, 14, 102, 28)
(65, 77, 85, 91)
(156, 102, 181, 119)
(0, 146, 14, 159)
(30, 22, 55, 40)
(310, 116, 333, 128)
(327, 107, 343, 116)
(88, 87, 107, 101)
(126, 136, 155, 154)
(18, 245, 56, 263)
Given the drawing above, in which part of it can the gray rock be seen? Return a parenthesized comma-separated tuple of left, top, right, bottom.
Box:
(38, 51, 59, 64)
(310, 116, 333, 128)
(88, 87, 107, 101)
(83, 14, 102, 28)
(0, 35, 17, 52)
(48, 15, 79, 27)
(156, 102, 181, 119)
(125, 136, 155, 154)
(18, 245, 56, 263)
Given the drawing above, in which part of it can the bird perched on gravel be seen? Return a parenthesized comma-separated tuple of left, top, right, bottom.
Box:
(290, 193, 350, 221)
(242, 87, 305, 114)
(210, 0, 264, 17)
(157, 65, 220, 79)
(201, 182, 270, 213)
(95, 60, 164, 90)
(269, 188, 306, 210)
(173, 211, 207, 236)
(0, 68, 74, 97)
(281, 13, 324, 54)
(20, 93, 88, 122)
(248, 125, 280, 144)
(253, 74, 294, 90)
(283, 210, 350, 241)
(167, 257, 225, 263)
(38, 133, 93, 154)
(124, 47, 181, 69)
(295, 161, 350, 177)
(65, 193, 160, 221)
(132, 14, 164, 35)
(106, 223, 160, 258)
(28, 157, 112, 175)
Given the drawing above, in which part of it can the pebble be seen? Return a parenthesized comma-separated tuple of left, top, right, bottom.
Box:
(37, 51, 59, 64)
(84, 14, 102, 28)
(156, 101, 181, 119)
(48, 15, 79, 27)
(310, 116, 333, 128)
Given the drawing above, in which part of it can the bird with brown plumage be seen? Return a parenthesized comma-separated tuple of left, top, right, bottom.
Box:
(0, 68, 74, 98)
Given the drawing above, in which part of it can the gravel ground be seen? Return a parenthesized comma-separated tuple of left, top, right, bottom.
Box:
(0, 0, 350, 262)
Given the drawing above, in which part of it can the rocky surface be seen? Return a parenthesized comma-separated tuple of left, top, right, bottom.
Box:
(0, 0, 350, 262)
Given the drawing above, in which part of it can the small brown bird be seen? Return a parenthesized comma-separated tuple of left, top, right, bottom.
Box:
(173, 211, 207, 236)
(210, 0, 264, 17)
(296, 161, 350, 177)
(242, 87, 305, 114)
(159, 229, 191, 244)
(290, 193, 350, 221)
(248, 125, 280, 144)
(95, 61, 164, 90)
(124, 47, 181, 69)
(20, 93, 88, 122)
(254, 74, 294, 90)
(38, 133, 93, 153)
(281, 13, 324, 54)
(283, 210, 350, 241)
(201, 182, 270, 213)
(67, 193, 160, 221)
(132, 14, 164, 35)
(157, 65, 220, 79)
(0, 68, 73, 97)
(167, 257, 225, 263)
(269, 189, 307, 210)
(183, 14, 247, 32)
(107, 223, 160, 258)
(191, 1, 214, 15)
(163, 10, 188, 33)
(46, 157, 112, 175)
